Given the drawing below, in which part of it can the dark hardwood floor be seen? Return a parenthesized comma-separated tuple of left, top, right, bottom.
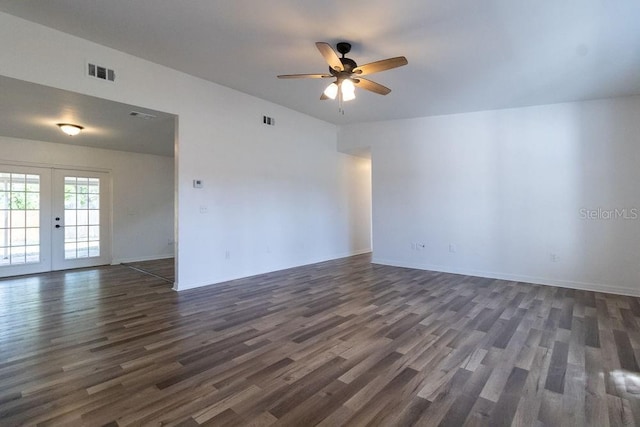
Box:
(1, 254, 639, 426)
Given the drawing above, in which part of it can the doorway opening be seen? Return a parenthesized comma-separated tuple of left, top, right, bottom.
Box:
(0, 75, 177, 282)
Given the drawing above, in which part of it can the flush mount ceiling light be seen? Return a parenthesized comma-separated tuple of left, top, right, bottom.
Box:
(278, 42, 407, 114)
(57, 123, 84, 136)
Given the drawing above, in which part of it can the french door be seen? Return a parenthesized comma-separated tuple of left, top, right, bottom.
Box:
(52, 169, 111, 270)
(0, 165, 111, 278)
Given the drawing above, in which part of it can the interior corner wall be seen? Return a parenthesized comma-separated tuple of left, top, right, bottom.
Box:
(339, 95, 640, 297)
(0, 136, 175, 263)
(0, 12, 369, 290)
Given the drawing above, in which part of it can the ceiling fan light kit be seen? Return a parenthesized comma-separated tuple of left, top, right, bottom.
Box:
(323, 82, 339, 99)
(278, 41, 407, 114)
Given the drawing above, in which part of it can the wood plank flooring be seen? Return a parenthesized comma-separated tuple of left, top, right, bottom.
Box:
(122, 258, 175, 283)
(1, 254, 639, 426)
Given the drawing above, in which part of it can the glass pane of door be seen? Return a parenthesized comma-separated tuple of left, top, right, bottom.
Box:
(63, 176, 101, 260)
(0, 165, 52, 278)
(0, 172, 41, 265)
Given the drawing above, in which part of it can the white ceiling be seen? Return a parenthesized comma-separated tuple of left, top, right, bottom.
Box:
(0, 0, 639, 125)
(0, 75, 175, 157)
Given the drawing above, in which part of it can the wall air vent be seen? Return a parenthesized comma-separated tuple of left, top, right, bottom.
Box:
(263, 115, 275, 126)
(129, 111, 157, 120)
(87, 62, 116, 82)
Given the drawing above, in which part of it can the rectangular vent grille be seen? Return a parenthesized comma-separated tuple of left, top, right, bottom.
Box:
(87, 62, 116, 82)
(130, 111, 157, 120)
(262, 115, 275, 126)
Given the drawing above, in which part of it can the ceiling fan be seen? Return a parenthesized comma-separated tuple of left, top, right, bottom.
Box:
(277, 42, 408, 110)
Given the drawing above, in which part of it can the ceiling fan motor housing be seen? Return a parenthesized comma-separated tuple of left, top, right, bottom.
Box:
(327, 42, 356, 78)
(330, 57, 357, 76)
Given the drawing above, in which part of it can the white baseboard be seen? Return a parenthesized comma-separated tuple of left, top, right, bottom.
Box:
(112, 254, 174, 265)
(350, 248, 373, 257)
(372, 257, 640, 298)
(175, 249, 372, 292)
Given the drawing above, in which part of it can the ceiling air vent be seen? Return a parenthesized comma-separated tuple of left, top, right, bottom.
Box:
(87, 62, 116, 82)
(129, 111, 157, 120)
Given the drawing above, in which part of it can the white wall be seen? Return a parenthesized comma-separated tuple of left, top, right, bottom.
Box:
(0, 12, 371, 289)
(176, 104, 372, 288)
(344, 155, 372, 255)
(340, 95, 640, 296)
(0, 136, 175, 263)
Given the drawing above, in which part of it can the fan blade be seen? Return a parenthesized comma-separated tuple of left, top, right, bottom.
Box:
(353, 56, 408, 76)
(316, 42, 343, 71)
(277, 73, 332, 79)
(354, 78, 391, 95)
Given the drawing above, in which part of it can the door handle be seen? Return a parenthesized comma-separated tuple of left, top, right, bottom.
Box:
(55, 224, 61, 229)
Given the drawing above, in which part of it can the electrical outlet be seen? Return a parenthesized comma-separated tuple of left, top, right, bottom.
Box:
(449, 244, 457, 253)
(199, 205, 208, 214)
(550, 253, 559, 262)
